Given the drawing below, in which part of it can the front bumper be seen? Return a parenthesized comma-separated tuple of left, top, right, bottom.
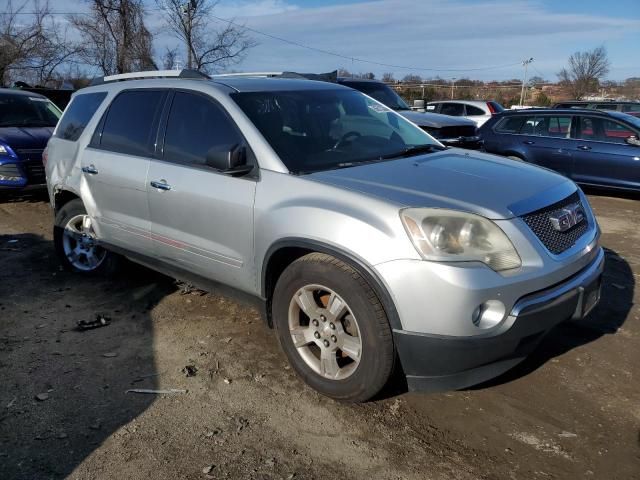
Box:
(393, 246, 604, 392)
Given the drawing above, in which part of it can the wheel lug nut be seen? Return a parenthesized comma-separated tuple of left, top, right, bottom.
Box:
(323, 339, 330, 347)
(312, 319, 319, 327)
(329, 323, 335, 330)
(314, 331, 321, 339)
(320, 315, 326, 322)
(331, 335, 337, 343)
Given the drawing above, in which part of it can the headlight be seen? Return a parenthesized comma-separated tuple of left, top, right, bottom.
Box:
(0, 144, 16, 157)
(400, 208, 521, 271)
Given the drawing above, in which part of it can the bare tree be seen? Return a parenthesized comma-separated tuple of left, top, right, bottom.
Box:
(156, 0, 255, 73)
(71, 0, 157, 75)
(382, 72, 395, 83)
(162, 46, 179, 70)
(558, 46, 610, 100)
(402, 74, 422, 84)
(0, 0, 80, 86)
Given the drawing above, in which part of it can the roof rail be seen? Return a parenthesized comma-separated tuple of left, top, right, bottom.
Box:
(89, 69, 210, 86)
(211, 72, 285, 79)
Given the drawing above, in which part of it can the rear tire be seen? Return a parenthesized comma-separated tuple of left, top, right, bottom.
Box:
(53, 199, 119, 275)
(272, 253, 394, 402)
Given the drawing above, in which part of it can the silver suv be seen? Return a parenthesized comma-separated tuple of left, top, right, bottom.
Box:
(45, 70, 603, 402)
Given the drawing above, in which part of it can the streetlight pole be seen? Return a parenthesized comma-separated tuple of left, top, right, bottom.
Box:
(519, 57, 533, 106)
(451, 77, 457, 99)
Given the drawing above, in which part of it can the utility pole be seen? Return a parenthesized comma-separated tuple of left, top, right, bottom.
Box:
(181, 1, 196, 69)
(519, 57, 534, 106)
(451, 77, 456, 99)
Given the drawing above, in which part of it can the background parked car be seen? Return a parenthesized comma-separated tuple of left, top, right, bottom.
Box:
(426, 100, 505, 126)
(0, 89, 62, 191)
(479, 108, 640, 191)
(552, 100, 640, 117)
(337, 78, 482, 149)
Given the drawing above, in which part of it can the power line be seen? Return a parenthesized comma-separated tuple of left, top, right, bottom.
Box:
(208, 14, 523, 73)
(4, 8, 527, 74)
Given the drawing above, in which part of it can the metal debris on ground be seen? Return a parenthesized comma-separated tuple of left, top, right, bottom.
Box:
(182, 364, 198, 377)
(223, 377, 231, 384)
(125, 388, 187, 395)
(34, 393, 49, 401)
(176, 281, 207, 296)
(202, 464, 215, 474)
(102, 352, 118, 358)
(77, 314, 111, 331)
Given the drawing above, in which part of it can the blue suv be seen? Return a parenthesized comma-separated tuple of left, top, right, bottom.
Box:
(0, 89, 62, 191)
(479, 108, 640, 192)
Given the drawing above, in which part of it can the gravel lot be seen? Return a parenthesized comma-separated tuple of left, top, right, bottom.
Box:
(0, 190, 638, 480)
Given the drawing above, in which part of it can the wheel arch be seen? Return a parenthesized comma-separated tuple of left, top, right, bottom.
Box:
(53, 188, 81, 214)
(261, 238, 402, 330)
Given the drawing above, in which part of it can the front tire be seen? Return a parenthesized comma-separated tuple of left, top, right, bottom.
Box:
(54, 199, 119, 275)
(272, 253, 394, 402)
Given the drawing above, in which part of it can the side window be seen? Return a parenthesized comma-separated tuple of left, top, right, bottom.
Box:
(163, 92, 243, 166)
(54, 92, 107, 141)
(99, 90, 165, 157)
(535, 116, 572, 137)
(495, 116, 527, 133)
(595, 104, 616, 111)
(520, 116, 538, 135)
(439, 103, 465, 116)
(577, 117, 598, 140)
(465, 105, 485, 116)
(622, 104, 640, 113)
(602, 120, 635, 144)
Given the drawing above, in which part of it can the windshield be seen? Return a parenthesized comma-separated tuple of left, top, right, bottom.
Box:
(0, 94, 62, 128)
(340, 81, 410, 111)
(232, 88, 439, 174)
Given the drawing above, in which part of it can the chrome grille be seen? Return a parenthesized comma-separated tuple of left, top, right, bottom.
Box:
(521, 192, 589, 255)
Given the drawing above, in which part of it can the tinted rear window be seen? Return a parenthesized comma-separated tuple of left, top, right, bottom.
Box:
(466, 105, 485, 116)
(55, 92, 107, 141)
(98, 90, 165, 157)
(440, 103, 465, 116)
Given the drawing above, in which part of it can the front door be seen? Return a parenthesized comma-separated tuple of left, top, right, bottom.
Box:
(147, 91, 257, 292)
(571, 115, 640, 190)
(81, 89, 166, 253)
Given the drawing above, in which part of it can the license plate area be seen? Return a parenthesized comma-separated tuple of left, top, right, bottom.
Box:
(573, 275, 602, 319)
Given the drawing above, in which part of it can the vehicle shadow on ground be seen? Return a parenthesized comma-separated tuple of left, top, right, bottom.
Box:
(0, 232, 176, 479)
(0, 189, 49, 205)
(473, 247, 634, 389)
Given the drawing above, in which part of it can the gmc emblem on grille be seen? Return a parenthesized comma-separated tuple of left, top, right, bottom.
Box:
(548, 203, 585, 232)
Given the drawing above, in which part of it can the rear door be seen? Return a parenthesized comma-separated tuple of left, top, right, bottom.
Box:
(525, 114, 574, 176)
(82, 89, 166, 252)
(439, 102, 465, 117)
(571, 115, 640, 189)
(147, 90, 257, 291)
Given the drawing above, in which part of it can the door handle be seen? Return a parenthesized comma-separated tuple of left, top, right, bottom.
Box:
(150, 180, 171, 191)
(577, 145, 592, 151)
(81, 165, 98, 175)
(523, 140, 535, 145)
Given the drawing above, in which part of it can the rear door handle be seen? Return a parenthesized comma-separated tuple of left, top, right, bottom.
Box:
(523, 140, 535, 145)
(577, 145, 592, 151)
(81, 165, 98, 175)
(150, 180, 171, 191)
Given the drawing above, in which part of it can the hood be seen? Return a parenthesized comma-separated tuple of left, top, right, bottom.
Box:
(396, 110, 476, 128)
(0, 127, 54, 151)
(308, 150, 573, 219)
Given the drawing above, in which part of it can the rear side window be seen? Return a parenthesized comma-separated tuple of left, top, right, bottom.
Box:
(440, 103, 465, 116)
(55, 92, 107, 141)
(465, 105, 485, 116)
(163, 92, 243, 166)
(595, 104, 616, 111)
(495, 116, 528, 133)
(98, 90, 165, 157)
(622, 104, 640, 113)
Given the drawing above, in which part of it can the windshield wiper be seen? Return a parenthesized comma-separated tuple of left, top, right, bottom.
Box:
(380, 144, 446, 160)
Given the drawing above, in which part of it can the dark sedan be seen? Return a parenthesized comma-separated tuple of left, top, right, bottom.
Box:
(479, 108, 640, 192)
(0, 89, 62, 191)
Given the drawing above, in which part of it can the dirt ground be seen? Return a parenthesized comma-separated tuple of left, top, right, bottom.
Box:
(0, 190, 638, 480)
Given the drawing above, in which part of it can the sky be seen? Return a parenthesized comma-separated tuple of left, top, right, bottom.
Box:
(19, 0, 640, 81)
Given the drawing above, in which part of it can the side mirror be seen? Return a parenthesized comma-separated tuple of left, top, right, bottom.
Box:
(205, 144, 253, 175)
(625, 135, 640, 147)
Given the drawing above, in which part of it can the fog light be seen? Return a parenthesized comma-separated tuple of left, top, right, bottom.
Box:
(472, 300, 505, 329)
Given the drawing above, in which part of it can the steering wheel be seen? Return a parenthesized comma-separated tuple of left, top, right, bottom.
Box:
(333, 131, 362, 149)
